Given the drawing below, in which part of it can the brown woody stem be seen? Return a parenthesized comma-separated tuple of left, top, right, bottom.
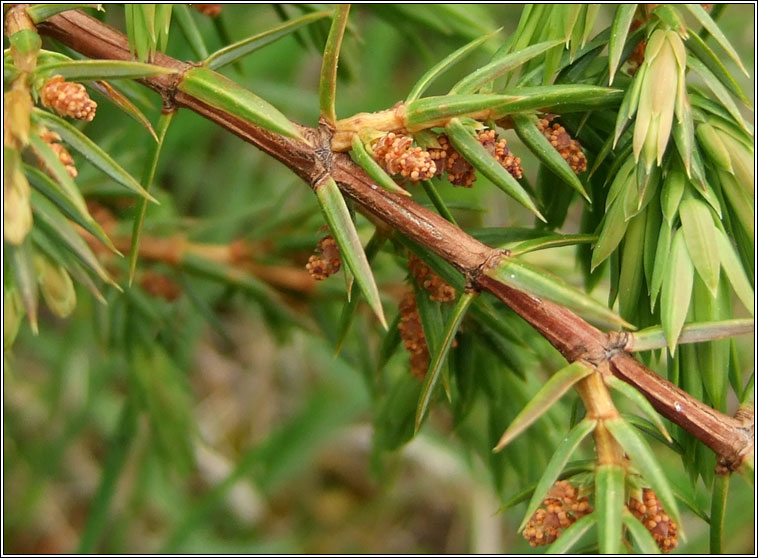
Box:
(36, 9, 753, 468)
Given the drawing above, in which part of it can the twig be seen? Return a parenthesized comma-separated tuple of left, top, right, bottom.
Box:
(37, 9, 753, 468)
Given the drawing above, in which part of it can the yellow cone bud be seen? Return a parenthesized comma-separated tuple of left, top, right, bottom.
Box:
(4, 287, 25, 349)
(35, 254, 77, 318)
(633, 30, 685, 171)
(3, 148, 33, 245)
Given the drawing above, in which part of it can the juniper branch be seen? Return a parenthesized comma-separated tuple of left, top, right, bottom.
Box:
(37, 9, 753, 468)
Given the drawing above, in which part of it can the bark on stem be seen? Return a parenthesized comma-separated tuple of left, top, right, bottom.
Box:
(36, 9, 753, 468)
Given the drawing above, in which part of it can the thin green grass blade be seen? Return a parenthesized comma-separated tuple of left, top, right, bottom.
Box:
(546, 513, 597, 554)
(26, 4, 103, 24)
(494, 362, 593, 451)
(661, 228, 694, 354)
(680, 196, 721, 296)
(24, 164, 117, 254)
(488, 257, 633, 329)
(178, 67, 303, 140)
(205, 11, 330, 70)
(605, 375, 672, 442)
(517, 418, 597, 532)
(446, 118, 543, 220)
(415, 291, 475, 431)
(8, 241, 39, 334)
(33, 60, 176, 81)
(32, 108, 156, 201)
(623, 509, 662, 554)
(349, 135, 411, 196)
(129, 110, 174, 284)
(512, 113, 589, 200)
(683, 3, 750, 76)
(173, 4, 209, 60)
(595, 464, 625, 554)
(605, 417, 683, 529)
(450, 39, 562, 94)
(406, 29, 500, 102)
(319, 5, 350, 125)
(714, 228, 754, 315)
(315, 176, 386, 328)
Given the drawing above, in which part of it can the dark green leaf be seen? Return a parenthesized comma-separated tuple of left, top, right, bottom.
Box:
(512, 113, 589, 200)
(605, 417, 683, 528)
(605, 375, 672, 442)
(608, 4, 638, 85)
(24, 164, 117, 253)
(406, 29, 500, 102)
(623, 509, 662, 554)
(546, 513, 597, 554)
(315, 176, 386, 328)
(318, 5, 350, 124)
(450, 39, 563, 94)
(34, 59, 176, 81)
(129, 110, 175, 283)
(173, 4, 209, 60)
(8, 240, 39, 333)
(680, 196, 720, 296)
(494, 361, 593, 451)
(446, 118, 543, 220)
(178, 67, 303, 140)
(714, 228, 754, 315)
(688, 56, 751, 133)
(206, 11, 330, 70)
(661, 228, 694, 354)
(518, 418, 597, 532)
(709, 473, 729, 553)
(415, 291, 475, 431)
(349, 135, 411, 197)
(628, 319, 753, 352)
(487, 257, 633, 328)
(30, 191, 117, 288)
(595, 464, 625, 554)
(683, 3, 750, 76)
(26, 4, 103, 24)
(32, 108, 156, 201)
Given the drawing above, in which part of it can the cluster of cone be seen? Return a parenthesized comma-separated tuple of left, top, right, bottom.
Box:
(306, 235, 342, 280)
(398, 254, 456, 380)
(371, 129, 523, 188)
(524, 481, 677, 552)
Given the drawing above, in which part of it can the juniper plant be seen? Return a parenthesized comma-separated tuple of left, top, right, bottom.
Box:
(3, 4, 754, 554)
